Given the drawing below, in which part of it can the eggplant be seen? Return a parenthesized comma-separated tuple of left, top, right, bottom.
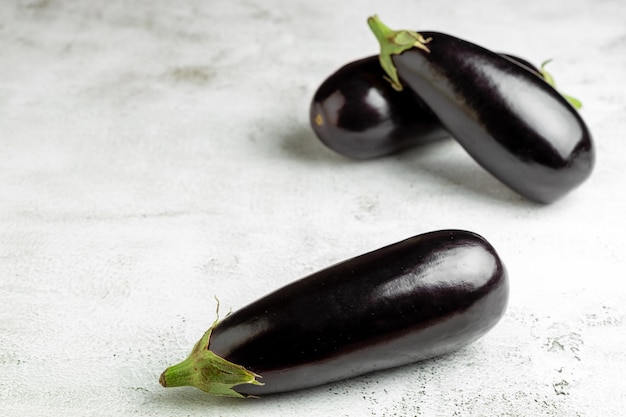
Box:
(309, 54, 569, 160)
(310, 56, 447, 159)
(368, 16, 594, 203)
(159, 230, 509, 397)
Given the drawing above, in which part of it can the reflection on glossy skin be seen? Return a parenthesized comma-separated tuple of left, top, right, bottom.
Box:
(208, 230, 508, 396)
(392, 32, 594, 203)
(377, 244, 499, 302)
(472, 56, 582, 160)
(310, 56, 448, 159)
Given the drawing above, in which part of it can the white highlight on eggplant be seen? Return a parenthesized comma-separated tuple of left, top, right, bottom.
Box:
(322, 90, 345, 126)
(377, 244, 497, 301)
(364, 88, 390, 117)
(477, 58, 583, 160)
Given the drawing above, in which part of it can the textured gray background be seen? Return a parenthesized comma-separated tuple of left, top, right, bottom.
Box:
(1, 0, 625, 416)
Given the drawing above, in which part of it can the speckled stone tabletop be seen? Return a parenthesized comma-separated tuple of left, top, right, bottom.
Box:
(1, 0, 625, 416)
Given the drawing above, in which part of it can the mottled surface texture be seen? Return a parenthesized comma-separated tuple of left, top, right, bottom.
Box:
(1, 0, 625, 416)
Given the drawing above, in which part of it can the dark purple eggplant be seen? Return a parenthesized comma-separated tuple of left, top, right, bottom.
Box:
(310, 56, 448, 159)
(368, 16, 594, 203)
(159, 229, 508, 397)
(309, 54, 571, 160)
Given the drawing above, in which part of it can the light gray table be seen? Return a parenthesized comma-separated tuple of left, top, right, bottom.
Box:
(2, 1, 625, 416)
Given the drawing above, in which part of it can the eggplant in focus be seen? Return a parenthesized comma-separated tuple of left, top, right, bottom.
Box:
(368, 16, 594, 203)
(159, 229, 509, 397)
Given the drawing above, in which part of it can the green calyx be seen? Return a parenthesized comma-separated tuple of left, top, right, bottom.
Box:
(367, 15, 431, 91)
(159, 318, 263, 398)
(539, 59, 582, 109)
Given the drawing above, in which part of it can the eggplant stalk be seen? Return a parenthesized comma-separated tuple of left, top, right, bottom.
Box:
(367, 14, 430, 91)
(159, 318, 263, 398)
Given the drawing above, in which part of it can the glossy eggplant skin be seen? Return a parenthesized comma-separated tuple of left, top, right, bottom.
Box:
(309, 54, 541, 160)
(310, 56, 448, 159)
(391, 32, 594, 203)
(500, 54, 541, 76)
(203, 230, 509, 396)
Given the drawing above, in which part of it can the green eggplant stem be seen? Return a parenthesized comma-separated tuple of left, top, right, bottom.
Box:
(367, 14, 431, 91)
(159, 306, 263, 398)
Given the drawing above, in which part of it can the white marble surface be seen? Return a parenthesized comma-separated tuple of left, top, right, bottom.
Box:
(1, 0, 625, 416)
